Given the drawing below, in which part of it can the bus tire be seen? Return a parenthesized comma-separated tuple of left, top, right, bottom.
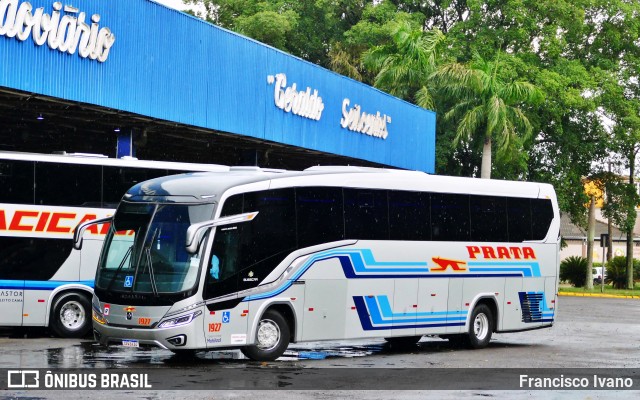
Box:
(241, 309, 290, 361)
(50, 292, 92, 338)
(467, 303, 493, 349)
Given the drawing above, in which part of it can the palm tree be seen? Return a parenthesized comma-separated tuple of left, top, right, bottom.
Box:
(431, 52, 543, 178)
(363, 20, 445, 109)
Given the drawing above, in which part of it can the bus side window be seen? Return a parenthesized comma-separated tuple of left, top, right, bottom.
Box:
(388, 190, 430, 241)
(470, 195, 508, 242)
(0, 160, 34, 204)
(344, 188, 389, 240)
(35, 162, 101, 207)
(203, 194, 246, 300)
(531, 199, 554, 240)
(296, 187, 344, 247)
(431, 193, 470, 241)
(507, 197, 532, 242)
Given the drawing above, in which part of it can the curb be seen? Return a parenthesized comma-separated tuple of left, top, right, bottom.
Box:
(558, 291, 640, 299)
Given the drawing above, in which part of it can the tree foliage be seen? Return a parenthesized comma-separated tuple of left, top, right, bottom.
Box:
(184, 0, 640, 248)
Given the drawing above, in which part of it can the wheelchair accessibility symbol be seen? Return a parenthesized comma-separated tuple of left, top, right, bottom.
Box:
(124, 275, 133, 288)
(222, 311, 230, 323)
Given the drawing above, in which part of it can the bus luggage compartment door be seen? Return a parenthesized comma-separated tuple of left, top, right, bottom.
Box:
(0, 280, 24, 325)
(301, 280, 347, 341)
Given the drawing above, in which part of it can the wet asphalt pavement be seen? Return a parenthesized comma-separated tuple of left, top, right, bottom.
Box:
(1, 296, 639, 398)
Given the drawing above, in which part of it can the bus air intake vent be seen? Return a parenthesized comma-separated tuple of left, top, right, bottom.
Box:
(518, 292, 544, 323)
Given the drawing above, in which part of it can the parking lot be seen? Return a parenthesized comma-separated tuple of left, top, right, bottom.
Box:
(2, 296, 639, 398)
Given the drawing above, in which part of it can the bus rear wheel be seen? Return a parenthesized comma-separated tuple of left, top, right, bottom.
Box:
(241, 309, 290, 361)
(50, 292, 92, 338)
(467, 303, 494, 349)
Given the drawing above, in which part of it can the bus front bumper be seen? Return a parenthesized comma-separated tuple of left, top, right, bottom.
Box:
(93, 321, 202, 350)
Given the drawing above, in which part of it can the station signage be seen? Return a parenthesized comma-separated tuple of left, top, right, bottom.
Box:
(267, 73, 392, 140)
(267, 73, 325, 121)
(0, 0, 116, 62)
(340, 98, 390, 140)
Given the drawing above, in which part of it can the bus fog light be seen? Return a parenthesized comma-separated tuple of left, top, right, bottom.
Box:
(158, 310, 202, 329)
(167, 334, 187, 346)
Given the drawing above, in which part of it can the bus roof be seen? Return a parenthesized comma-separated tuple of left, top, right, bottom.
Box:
(124, 166, 555, 201)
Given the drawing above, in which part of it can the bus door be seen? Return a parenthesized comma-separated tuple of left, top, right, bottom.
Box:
(0, 280, 24, 326)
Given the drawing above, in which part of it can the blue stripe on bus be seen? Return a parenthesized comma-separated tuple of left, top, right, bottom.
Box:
(353, 296, 466, 331)
(377, 296, 467, 318)
(468, 261, 541, 277)
(245, 248, 542, 301)
(0, 280, 94, 290)
(365, 296, 466, 324)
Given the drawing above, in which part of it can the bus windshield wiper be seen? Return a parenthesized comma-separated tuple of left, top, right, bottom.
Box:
(145, 247, 159, 297)
(138, 227, 160, 297)
(106, 245, 133, 292)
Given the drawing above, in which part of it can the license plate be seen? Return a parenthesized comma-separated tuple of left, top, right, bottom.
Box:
(122, 339, 139, 348)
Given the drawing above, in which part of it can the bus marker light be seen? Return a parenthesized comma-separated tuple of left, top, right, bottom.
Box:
(210, 311, 216, 315)
(412, 305, 417, 308)
(23, 314, 28, 317)
(507, 301, 512, 305)
(351, 307, 356, 310)
(308, 308, 314, 311)
(290, 298, 296, 301)
(242, 310, 249, 313)
(37, 299, 45, 303)
(431, 294, 436, 296)
(241, 313, 247, 317)
(465, 303, 470, 307)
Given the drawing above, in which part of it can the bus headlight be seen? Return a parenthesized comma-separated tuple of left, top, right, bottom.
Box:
(92, 309, 107, 325)
(157, 310, 202, 329)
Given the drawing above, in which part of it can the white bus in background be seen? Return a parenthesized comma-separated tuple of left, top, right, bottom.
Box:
(0, 151, 228, 338)
(81, 166, 561, 361)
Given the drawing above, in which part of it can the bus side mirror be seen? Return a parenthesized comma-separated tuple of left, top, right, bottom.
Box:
(185, 211, 259, 254)
(73, 217, 113, 250)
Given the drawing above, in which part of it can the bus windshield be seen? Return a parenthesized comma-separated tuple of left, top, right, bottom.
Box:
(96, 201, 214, 295)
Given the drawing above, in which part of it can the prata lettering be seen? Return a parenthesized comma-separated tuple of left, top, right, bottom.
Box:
(467, 245, 537, 260)
(0, 0, 116, 62)
(340, 98, 390, 140)
(268, 73, 324, 121)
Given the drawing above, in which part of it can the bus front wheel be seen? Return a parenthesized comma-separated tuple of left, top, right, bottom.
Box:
(241, 309, 290, 361)
(467, 303, 494, 349)
(50, 292, 92, 338)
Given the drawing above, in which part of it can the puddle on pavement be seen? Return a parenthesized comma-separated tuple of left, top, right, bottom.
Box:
(61, 337, 456, 367)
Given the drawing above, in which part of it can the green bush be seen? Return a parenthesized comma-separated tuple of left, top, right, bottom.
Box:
(605, 256, 640, 289)
(560, 256, 588, 287)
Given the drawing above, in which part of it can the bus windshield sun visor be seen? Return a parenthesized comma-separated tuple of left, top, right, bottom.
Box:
(185, 211, 259, 254)
(73, 216, 113, 250)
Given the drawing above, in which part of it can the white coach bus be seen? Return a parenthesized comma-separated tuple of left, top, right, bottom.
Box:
(79, 166, 560, 360)
(0, 151, 227, 337)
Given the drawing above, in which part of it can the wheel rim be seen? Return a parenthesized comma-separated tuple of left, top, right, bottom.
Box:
(473, 312, 489, 341)
(59, 300, 85, 331)
(256, 318, 280, 351)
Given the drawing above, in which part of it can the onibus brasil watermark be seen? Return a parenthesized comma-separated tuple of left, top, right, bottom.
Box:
(7, 370, 151, 389)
